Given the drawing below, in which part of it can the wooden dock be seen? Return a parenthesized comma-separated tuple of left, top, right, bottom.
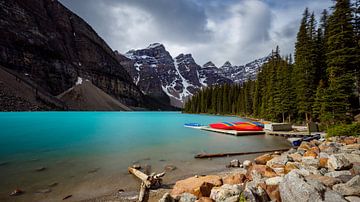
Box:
(200, 127, 265, 136)
(265, 131, 312, 138)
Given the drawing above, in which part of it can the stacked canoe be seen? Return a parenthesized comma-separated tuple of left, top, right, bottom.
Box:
(209, 121, 263, 131)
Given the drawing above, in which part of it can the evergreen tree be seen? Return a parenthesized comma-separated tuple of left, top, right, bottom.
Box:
(294, 8, 319, 122)
(324, 0, 357, 123)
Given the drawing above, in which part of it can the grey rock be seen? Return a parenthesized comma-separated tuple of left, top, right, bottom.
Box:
(325, 170, 352, 178)
(243, 185, 269, 202)
(229, 159, 240, 168)
(266, 155, 288, 168)
(265, 176, 283, 186)
(210, 184, 243, 202)
(179, 193, 197, 202)
(319, 168, 328, 175)
(279, 170, 325, 202)
(324, 189, 347, 202)
(243, 160, 252, 169)
(344, 154, 360, 164)
(327, 154, 352, 171)
(333, 175, 360, 196)
(301, 157, 320, 168)
(319, 152, 330, 158)
(345, 196, 360, 202)
(159, 193, 175, 202)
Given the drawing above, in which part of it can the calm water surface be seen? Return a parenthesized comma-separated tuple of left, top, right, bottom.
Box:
(0, 112, 290, 201)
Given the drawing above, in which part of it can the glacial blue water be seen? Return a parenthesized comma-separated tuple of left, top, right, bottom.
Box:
(0, 112, 290, 201)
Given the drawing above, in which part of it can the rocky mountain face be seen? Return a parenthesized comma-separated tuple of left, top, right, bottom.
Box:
(0, 0, 170, 110)
(120, 43, 270, 107)
(220, 56, 271, 83)
(122, 44, 203, 107)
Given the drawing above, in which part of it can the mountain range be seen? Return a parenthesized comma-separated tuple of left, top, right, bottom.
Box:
(117, 43, 271, 107)
(0, 0, 270, 111)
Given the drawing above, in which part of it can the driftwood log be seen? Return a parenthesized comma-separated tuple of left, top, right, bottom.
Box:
(194, 148, 290, 159)
(128, 167, 165, 202)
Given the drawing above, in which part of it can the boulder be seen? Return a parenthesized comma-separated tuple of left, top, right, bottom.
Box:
(210, 184, 242, 202)
(351, 162, 360, 175)
(344, 154, 360, 164)
(319, 144, 339, 154)
(159, 193, 175, 202)
(279, 170, 325, 202)
(288, 153, 302, 162)
(341, 144, 360, 153)
(246, 165, 277, 180)
(345, 196, 360, 202)
(343, 137, 357, 145)
(228, 159, 240, 168)
(243, 183, 269, 202)
(319, 158, 329, 168)
(305, 175, 341, 187)
(265, 176, 283, 186)
(222, 174, 246, 185)
(284, 162, 299, 174)
(323, 189, 348, 202)
(243, 160, 252, 169)
(179, 193, 197, 202)
(333, 175, 360, 196)
(254, 153, 273, 165)
(266, 155, 288, 169)
(301, 156, 320, 168)
(265, 185, 281, 202)
(171, 175, 223, 198)
(303, 150, 318, 158)
(327, 154, 352, 171)
(319, 152, 330, 158)
(298, 142, 312, 151)
(325, 170, 352, 178)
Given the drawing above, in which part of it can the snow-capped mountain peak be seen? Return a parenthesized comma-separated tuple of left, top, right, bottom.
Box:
(221, 61, 232, 68)
(120, 43, 272, 108)
(203, 61, 217, 69)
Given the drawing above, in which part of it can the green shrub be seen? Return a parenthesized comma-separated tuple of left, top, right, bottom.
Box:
(326, 122, 360, 137)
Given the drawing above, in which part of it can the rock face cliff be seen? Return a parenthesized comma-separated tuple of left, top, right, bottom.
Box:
(0, 0, 161, 110)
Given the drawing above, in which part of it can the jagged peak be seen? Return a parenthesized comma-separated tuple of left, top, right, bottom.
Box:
(221, 61, 232, 68)
(203, 61, 217, 68)
(175, 53, 193, 59)
(147, 43, 164, 49)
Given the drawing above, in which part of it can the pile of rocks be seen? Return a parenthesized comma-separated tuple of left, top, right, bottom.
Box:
(160, 136, 360, 202)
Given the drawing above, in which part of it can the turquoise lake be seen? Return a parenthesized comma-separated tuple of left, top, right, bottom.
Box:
(0, 112, 290, 201)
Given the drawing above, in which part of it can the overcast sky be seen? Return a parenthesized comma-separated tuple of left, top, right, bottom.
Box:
(59, 0, 332, 66)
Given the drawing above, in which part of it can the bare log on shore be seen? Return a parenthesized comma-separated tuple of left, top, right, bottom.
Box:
(194, 148, 290, 159)
(128, 167, 165, 202)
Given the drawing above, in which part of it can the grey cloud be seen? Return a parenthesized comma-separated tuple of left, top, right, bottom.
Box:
(59, 0, 333, 65)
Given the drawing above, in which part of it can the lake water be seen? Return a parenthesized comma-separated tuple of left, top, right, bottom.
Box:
(0, 112, 290, 201)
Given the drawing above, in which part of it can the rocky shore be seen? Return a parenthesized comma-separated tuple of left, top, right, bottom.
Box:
(159, 136, 360, 202)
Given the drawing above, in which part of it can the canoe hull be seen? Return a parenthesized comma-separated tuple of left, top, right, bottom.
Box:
(209, 122, 263, 131)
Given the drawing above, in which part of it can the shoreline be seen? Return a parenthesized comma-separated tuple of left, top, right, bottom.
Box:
(80, 135, 360, 202)
(157, 135, 360, 202)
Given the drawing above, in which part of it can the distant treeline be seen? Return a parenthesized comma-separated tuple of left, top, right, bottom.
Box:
(184, 0, 360, 126)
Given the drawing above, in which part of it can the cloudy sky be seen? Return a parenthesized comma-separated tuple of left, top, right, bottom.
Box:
(59, 0, 332, 66)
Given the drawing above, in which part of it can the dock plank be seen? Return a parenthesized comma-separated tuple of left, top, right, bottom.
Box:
(200, 127, 265, 136)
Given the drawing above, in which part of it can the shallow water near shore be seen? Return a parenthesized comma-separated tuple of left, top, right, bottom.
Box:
(0, 112, 290, 201)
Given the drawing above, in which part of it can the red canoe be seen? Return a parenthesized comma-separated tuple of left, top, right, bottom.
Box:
(209, 122, 263, 131)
